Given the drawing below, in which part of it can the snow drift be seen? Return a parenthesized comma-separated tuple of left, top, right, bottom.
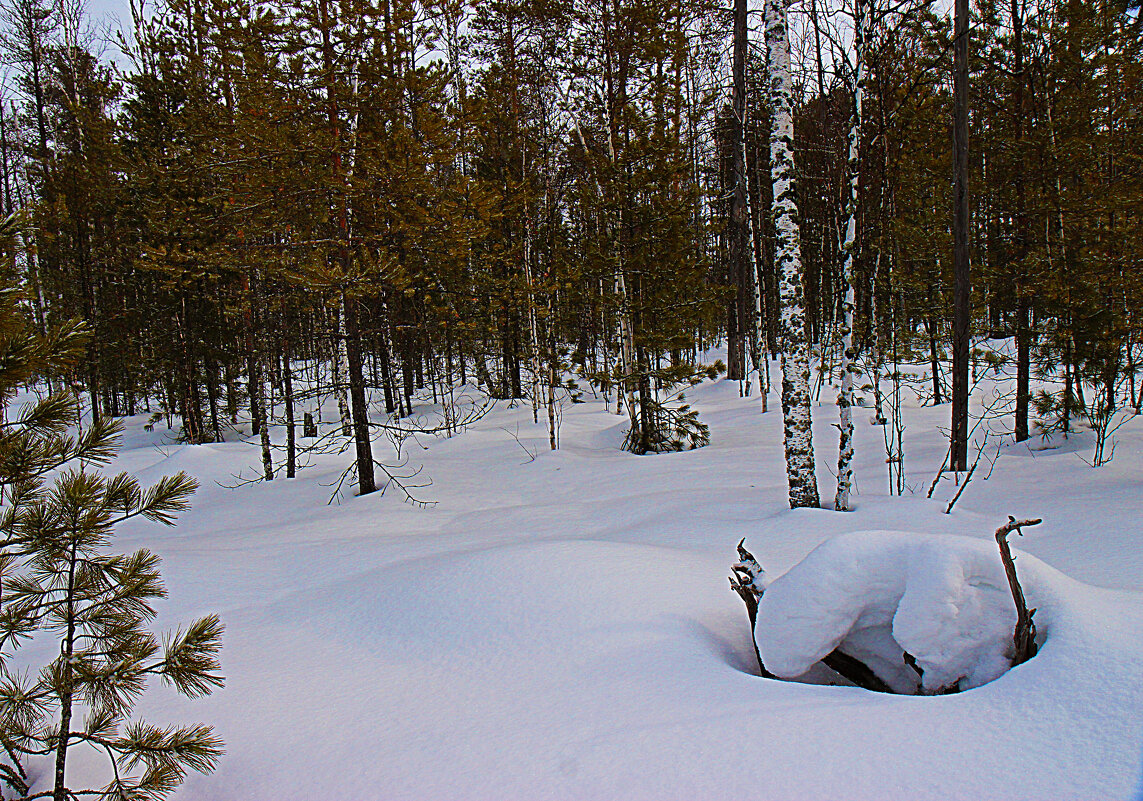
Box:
(755, 531, 1034, 693)
(43, 370, 1143, 800)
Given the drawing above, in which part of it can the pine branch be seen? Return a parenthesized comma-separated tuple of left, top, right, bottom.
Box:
(157, 616, 224, 699)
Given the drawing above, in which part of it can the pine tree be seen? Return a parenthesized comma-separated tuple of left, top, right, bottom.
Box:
(0, 220, 224, 800)
(4, 469, 224, 801)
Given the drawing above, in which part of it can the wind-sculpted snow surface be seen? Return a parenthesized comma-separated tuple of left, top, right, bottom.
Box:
(756, 532, 1027, 692)
(43, 366, 1143, 801)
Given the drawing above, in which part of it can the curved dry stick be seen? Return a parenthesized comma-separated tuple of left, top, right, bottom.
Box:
(995, 516, 1041, 665)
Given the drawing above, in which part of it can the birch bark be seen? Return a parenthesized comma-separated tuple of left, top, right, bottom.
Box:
(332, 305, 353, 436)
(766, 0, 820, 508)
(835, 0, 864, 512)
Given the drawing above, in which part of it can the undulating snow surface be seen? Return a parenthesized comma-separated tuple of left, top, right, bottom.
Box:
(20, 349, 1143, 799)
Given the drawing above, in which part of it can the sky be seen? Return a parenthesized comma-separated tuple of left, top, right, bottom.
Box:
(85, 0, 132, 66)
(88, 0, 125, 24)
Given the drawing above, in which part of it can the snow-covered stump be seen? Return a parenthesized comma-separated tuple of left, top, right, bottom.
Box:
(731, 540, 893, 692)
(734, 529, 1047, 695)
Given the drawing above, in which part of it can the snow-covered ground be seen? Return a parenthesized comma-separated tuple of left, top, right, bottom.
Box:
(30, 353, 1143, 799)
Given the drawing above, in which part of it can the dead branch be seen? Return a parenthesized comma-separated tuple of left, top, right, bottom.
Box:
(995, 516, 1041, 665)
(926, 445, 950, 498)
(944, 433, 990, 514)
(903, 652, 960, 695)
(729, 539, 771, 678)
(821, 650, 895, 694)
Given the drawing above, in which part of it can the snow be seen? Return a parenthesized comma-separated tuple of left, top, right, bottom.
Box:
(756, 531, 1037, 692)
(15, 348, 1143, 800)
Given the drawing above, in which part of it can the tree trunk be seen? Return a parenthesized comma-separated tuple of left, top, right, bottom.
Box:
(835, 0, 863, 512)
(343, 295, 375, 495)
(321, 0, 374, 495)
(283, 342, 296, 478)
(52, 547, 78, 801)
(1012, 0, 1031, 443)
(727, 0, 750, 384)
(927, 312, 943, 404)
(547, 317, 558, 450)
(766, 0, 820, 508)
(332, 306, 353, 435)
(950, 0, 972, 471)
(244, 273, 261, 436)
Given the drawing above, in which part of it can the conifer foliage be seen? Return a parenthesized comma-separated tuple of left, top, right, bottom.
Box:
(0, 219, 224, 800)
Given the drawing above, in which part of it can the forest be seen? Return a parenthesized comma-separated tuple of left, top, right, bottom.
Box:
(0, 0, 1141, 798)
(0, 0, 1137, 501)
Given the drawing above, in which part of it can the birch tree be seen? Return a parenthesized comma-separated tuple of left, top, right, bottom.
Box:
(765, 0, 820, 508)
(835, 0, 864, 512)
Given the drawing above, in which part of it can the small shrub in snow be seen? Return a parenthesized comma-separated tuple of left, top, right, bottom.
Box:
(622, 397, 710, 454)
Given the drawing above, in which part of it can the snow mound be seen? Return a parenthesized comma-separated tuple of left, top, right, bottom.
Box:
(755, 531, 1029, 693)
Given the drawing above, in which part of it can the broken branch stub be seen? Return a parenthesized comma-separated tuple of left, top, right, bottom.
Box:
(729, 539, 771, 677)
(995, 516, 1041, 666)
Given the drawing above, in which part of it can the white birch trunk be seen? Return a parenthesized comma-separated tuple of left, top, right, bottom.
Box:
(259, 379, 273, 481)
(745, 117, 767, 412)
(333, 303, 352, 436)
(523, 212, 542, 425)
(766, 0, 820, 508)
(748, 255, 766, 406)
(835, 0, 864, 512)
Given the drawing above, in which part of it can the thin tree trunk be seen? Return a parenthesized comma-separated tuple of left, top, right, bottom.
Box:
(746, 114, 770, 411)
(523, 212, 543, 424)
(1012, 0, 1031, 443)
(244, 273, 261, 436)
(343, 294, 375, 495)
(259, 376, 273, 482)
(52, 546, 78, 801)
(332, 306, 352, 435)
(950, 0, 972, 471)
(283, 341, 296, 478)
(927, 311, 943, 404)
(321, 0, 374, 495)
(728, 0, 750, 384)
(835, 0, 863, 512)
(548, 321, 558, 450)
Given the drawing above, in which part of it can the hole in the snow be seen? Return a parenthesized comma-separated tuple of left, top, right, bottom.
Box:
(736, 628, 1044, 695)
